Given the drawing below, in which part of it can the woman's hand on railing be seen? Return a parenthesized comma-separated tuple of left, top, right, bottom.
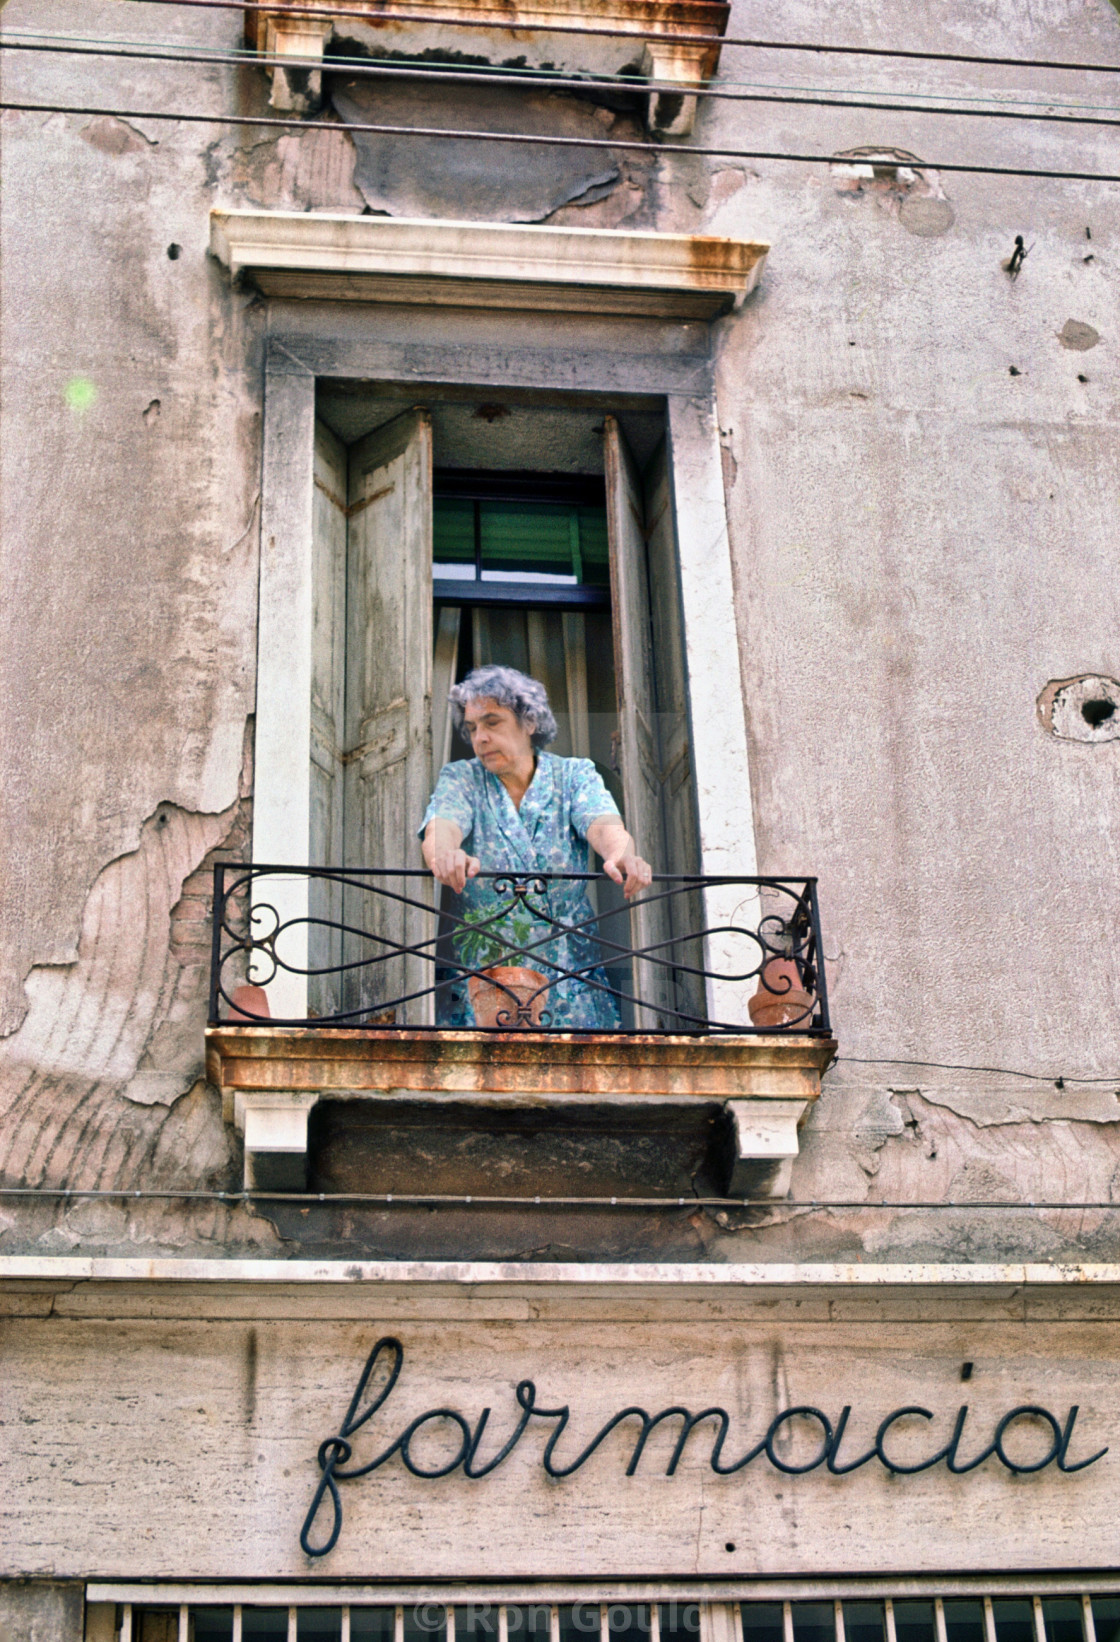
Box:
(422, 818, 481, 894)
(586, 818, 653, 900)
(430, 848, 482, 894)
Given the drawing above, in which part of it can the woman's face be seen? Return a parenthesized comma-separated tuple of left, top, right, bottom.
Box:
(463, 697, 535, 774)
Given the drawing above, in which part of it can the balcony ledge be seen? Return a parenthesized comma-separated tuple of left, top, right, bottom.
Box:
(205, 1026, 837, 1198)
(245, 0, 732, 133)
(209, 209, 769, 319)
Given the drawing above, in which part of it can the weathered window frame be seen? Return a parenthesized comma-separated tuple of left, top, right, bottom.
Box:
(229, 215, 765, 1026)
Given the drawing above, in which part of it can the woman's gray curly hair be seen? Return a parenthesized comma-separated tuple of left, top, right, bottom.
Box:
(449, 665, 558, 750)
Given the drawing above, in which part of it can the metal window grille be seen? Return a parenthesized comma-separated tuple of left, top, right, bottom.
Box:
(92, 1592, 1120, 1642)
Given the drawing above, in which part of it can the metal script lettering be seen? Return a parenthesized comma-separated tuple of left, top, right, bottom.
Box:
(300, 1336, 1108, 1558)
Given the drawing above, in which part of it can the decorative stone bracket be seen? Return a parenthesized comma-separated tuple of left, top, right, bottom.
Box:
(723, 1098, 810, 1199)
(252, 13, 334, 114)
(641, 41, 713, 138)
(245, 0, 730, 133)
(231, 1089, 320, 1191)
(210, 1028, 835, 1197)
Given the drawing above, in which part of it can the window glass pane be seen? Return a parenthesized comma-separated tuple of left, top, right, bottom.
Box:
(243, 1614, 290, 1641)
(433, 497, 477, 573)
(480, 501, 578, 583)
(459, 1608, 502, 1642)
(193, 1611, 234, 1642)
(298, 1611, 343, 1641)
(1042, 1602, 1083, 1642)
(560, 1605, 602, 1642)
(433, 483, 610, 592)
(894, 1604, 936, 1642)
(1091, 1602, 1120, 1642)
(792, 1604, 835, 1642)
(993, 1602, 1035, 1642)
(606, 1603, 650, 1642)
(352, 1612, 397, 1642)
(660, 1605, 702, 1642)
(944, 1603, 985, 1642)
(137, 1613, 179, 1642)
(742, 1603, 785, 1642)
(507, 1605, 554, 1642)
(844, 1605, 886, 1642)
(404, 1607, 446, 1642)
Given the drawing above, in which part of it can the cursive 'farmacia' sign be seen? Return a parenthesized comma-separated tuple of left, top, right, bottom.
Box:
(300, 1337, 1108, 1558)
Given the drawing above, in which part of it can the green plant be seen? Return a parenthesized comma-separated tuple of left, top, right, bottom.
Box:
(453, 905, 539, 974)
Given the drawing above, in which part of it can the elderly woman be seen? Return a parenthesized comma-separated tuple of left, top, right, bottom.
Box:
(420, 664, 651, 1028)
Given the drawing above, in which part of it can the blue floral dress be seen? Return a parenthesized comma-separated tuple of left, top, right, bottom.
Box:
(419, 753, 622, 1029)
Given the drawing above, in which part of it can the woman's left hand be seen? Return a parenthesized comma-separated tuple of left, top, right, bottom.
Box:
(587, 818, 653, 899)
(604, 849, 653, 899)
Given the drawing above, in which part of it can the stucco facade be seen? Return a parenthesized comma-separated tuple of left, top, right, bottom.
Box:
(2, 0, 1119, 1633)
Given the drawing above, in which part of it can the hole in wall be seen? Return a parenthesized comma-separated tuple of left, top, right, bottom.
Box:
(166, 243, 182, 260)
(1037, 675, 1120, 742)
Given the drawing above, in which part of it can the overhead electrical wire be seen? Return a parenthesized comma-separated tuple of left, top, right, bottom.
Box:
(6, 35, 1120, 128)
(4, 99, 1120, 184)
(10, 28, 1120, 114)
(0, 1186, 1117, 1210)
(107, 0, 1120, 77)
(832, 1057, 1120, 1085)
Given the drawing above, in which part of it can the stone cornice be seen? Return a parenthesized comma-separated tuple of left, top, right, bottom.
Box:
(209, 209, 769, 319)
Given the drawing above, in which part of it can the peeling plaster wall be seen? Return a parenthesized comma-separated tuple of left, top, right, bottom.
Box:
(0, 17, 263, 1038)
(1, 0, 1119, 1264)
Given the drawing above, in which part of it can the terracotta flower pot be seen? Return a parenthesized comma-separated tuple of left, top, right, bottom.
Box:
(468, 966, 549, 1029)
(747, 958, 814, 1029)
(228, 983, 271, 1021)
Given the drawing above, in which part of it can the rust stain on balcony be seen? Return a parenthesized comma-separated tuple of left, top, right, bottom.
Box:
(207, 1024, 837, 1106)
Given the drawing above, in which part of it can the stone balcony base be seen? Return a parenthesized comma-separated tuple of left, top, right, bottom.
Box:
(205, 1028, 836, 1197)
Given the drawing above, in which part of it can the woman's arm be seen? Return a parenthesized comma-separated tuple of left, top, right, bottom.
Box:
(422, 818, 481, 894)
(586, 816, 653, 899)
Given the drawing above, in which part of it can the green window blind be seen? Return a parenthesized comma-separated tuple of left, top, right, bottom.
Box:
(434, 496, 609, 587)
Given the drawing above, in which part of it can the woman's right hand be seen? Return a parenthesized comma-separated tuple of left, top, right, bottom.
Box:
(429, 847, 482, 894)
(422, 819, 481, 893)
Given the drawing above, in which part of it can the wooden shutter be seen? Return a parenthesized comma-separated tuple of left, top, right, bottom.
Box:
(603, 416, 675, 1028)
(643, 435, 706, 1025)
(308, 420, 348, 1017)
(342, 409, 435, 1023)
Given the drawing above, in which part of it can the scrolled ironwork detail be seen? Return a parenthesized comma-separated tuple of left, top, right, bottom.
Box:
(208, 863, 832, 1036)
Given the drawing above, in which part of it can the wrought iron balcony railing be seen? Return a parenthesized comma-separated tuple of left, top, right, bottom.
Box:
(208, 864, 830, 1036)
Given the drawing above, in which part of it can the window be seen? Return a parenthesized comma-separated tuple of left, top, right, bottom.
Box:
(429, 468, 631, 1020)
(245, 264, 762, 1035)
(300, 394, 703, 1028)
(432, 471, 611, 600)
(91, 1591, 1120, 1642)
(429, 470, 618, 787)
(105, 1602, 699, 1642)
